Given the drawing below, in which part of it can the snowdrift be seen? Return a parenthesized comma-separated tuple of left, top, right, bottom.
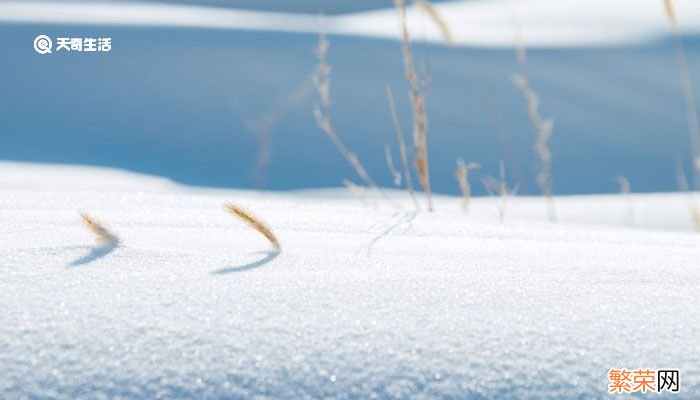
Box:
(2, 162, 699, 398)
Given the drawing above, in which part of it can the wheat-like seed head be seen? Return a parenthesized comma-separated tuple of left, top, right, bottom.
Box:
(224, 202, 280, 251)
(663, 0, 678, 29)
(80, 212, 118, 244)
(415, 0, 455, 45)
(395, 0, 433, 211)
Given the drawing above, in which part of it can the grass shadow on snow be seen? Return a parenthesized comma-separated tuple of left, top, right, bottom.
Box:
(211, 250, 279, 275)
(68, 243, 119, 267)
(365, 211, 418, 257)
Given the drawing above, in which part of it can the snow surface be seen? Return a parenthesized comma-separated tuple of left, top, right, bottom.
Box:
(2, 0, 700, 46)
(2, 162, 699, 399)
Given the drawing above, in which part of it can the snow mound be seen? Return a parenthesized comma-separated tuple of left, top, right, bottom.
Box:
(1, 162, 699, 398)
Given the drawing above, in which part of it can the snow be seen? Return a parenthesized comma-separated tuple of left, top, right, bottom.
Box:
(2, 162, 699, 398)
(334, 0, 700, 47)
(2, 0, 700, 46)
(3, 0, 699, 397)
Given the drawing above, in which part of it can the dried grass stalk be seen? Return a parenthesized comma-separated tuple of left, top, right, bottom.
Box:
(663, 0, 678, 28)
(80, 212, 119, 245)
(455, 159, 480, 213)
(312, 30, 394, 204)
(384, 145, 402, 187)
(480, 161, 517, 224)
(415, 0, 454, 45)
(497, 161, 511, 223)
(343, 179, 367, 204)
(615, 175, 634, 226)
(663, 0, 700, 188)
(251, 76, 313, 190)
(675, 166, 700, 230)
(395, 0, 433, 211)
(224, 202, 280, 250)
(512, 73, 555, 220)
(512, 34, 556, 222)
(386, 85, 420, 210)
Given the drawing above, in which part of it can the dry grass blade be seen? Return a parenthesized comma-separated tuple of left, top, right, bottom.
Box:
(343, 179, 367, 204)
(663, 0, 678, 29)
(395, 0, 433, 211)
(415, 0, 454, 45)
(80, 212, 118, 244)
(384, 145, 402, 187)
(498, 161, 510, 223)
(224, 202, 280, 251)
(250, 75, 313, 190)
(615, 175, 634, 226)
(511, 27, 556, 222)
(481, 161, 517, 224)
(512, 73, 556, 221)
(386, 85, 420, 210)
(456, 160, 468, 203)
(312, 29, 395, 206)
(456, 159, 479, 213)
(615, 175, 631, 195)
(675, 165, 700, 231)
(663, 0, 700, 188)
